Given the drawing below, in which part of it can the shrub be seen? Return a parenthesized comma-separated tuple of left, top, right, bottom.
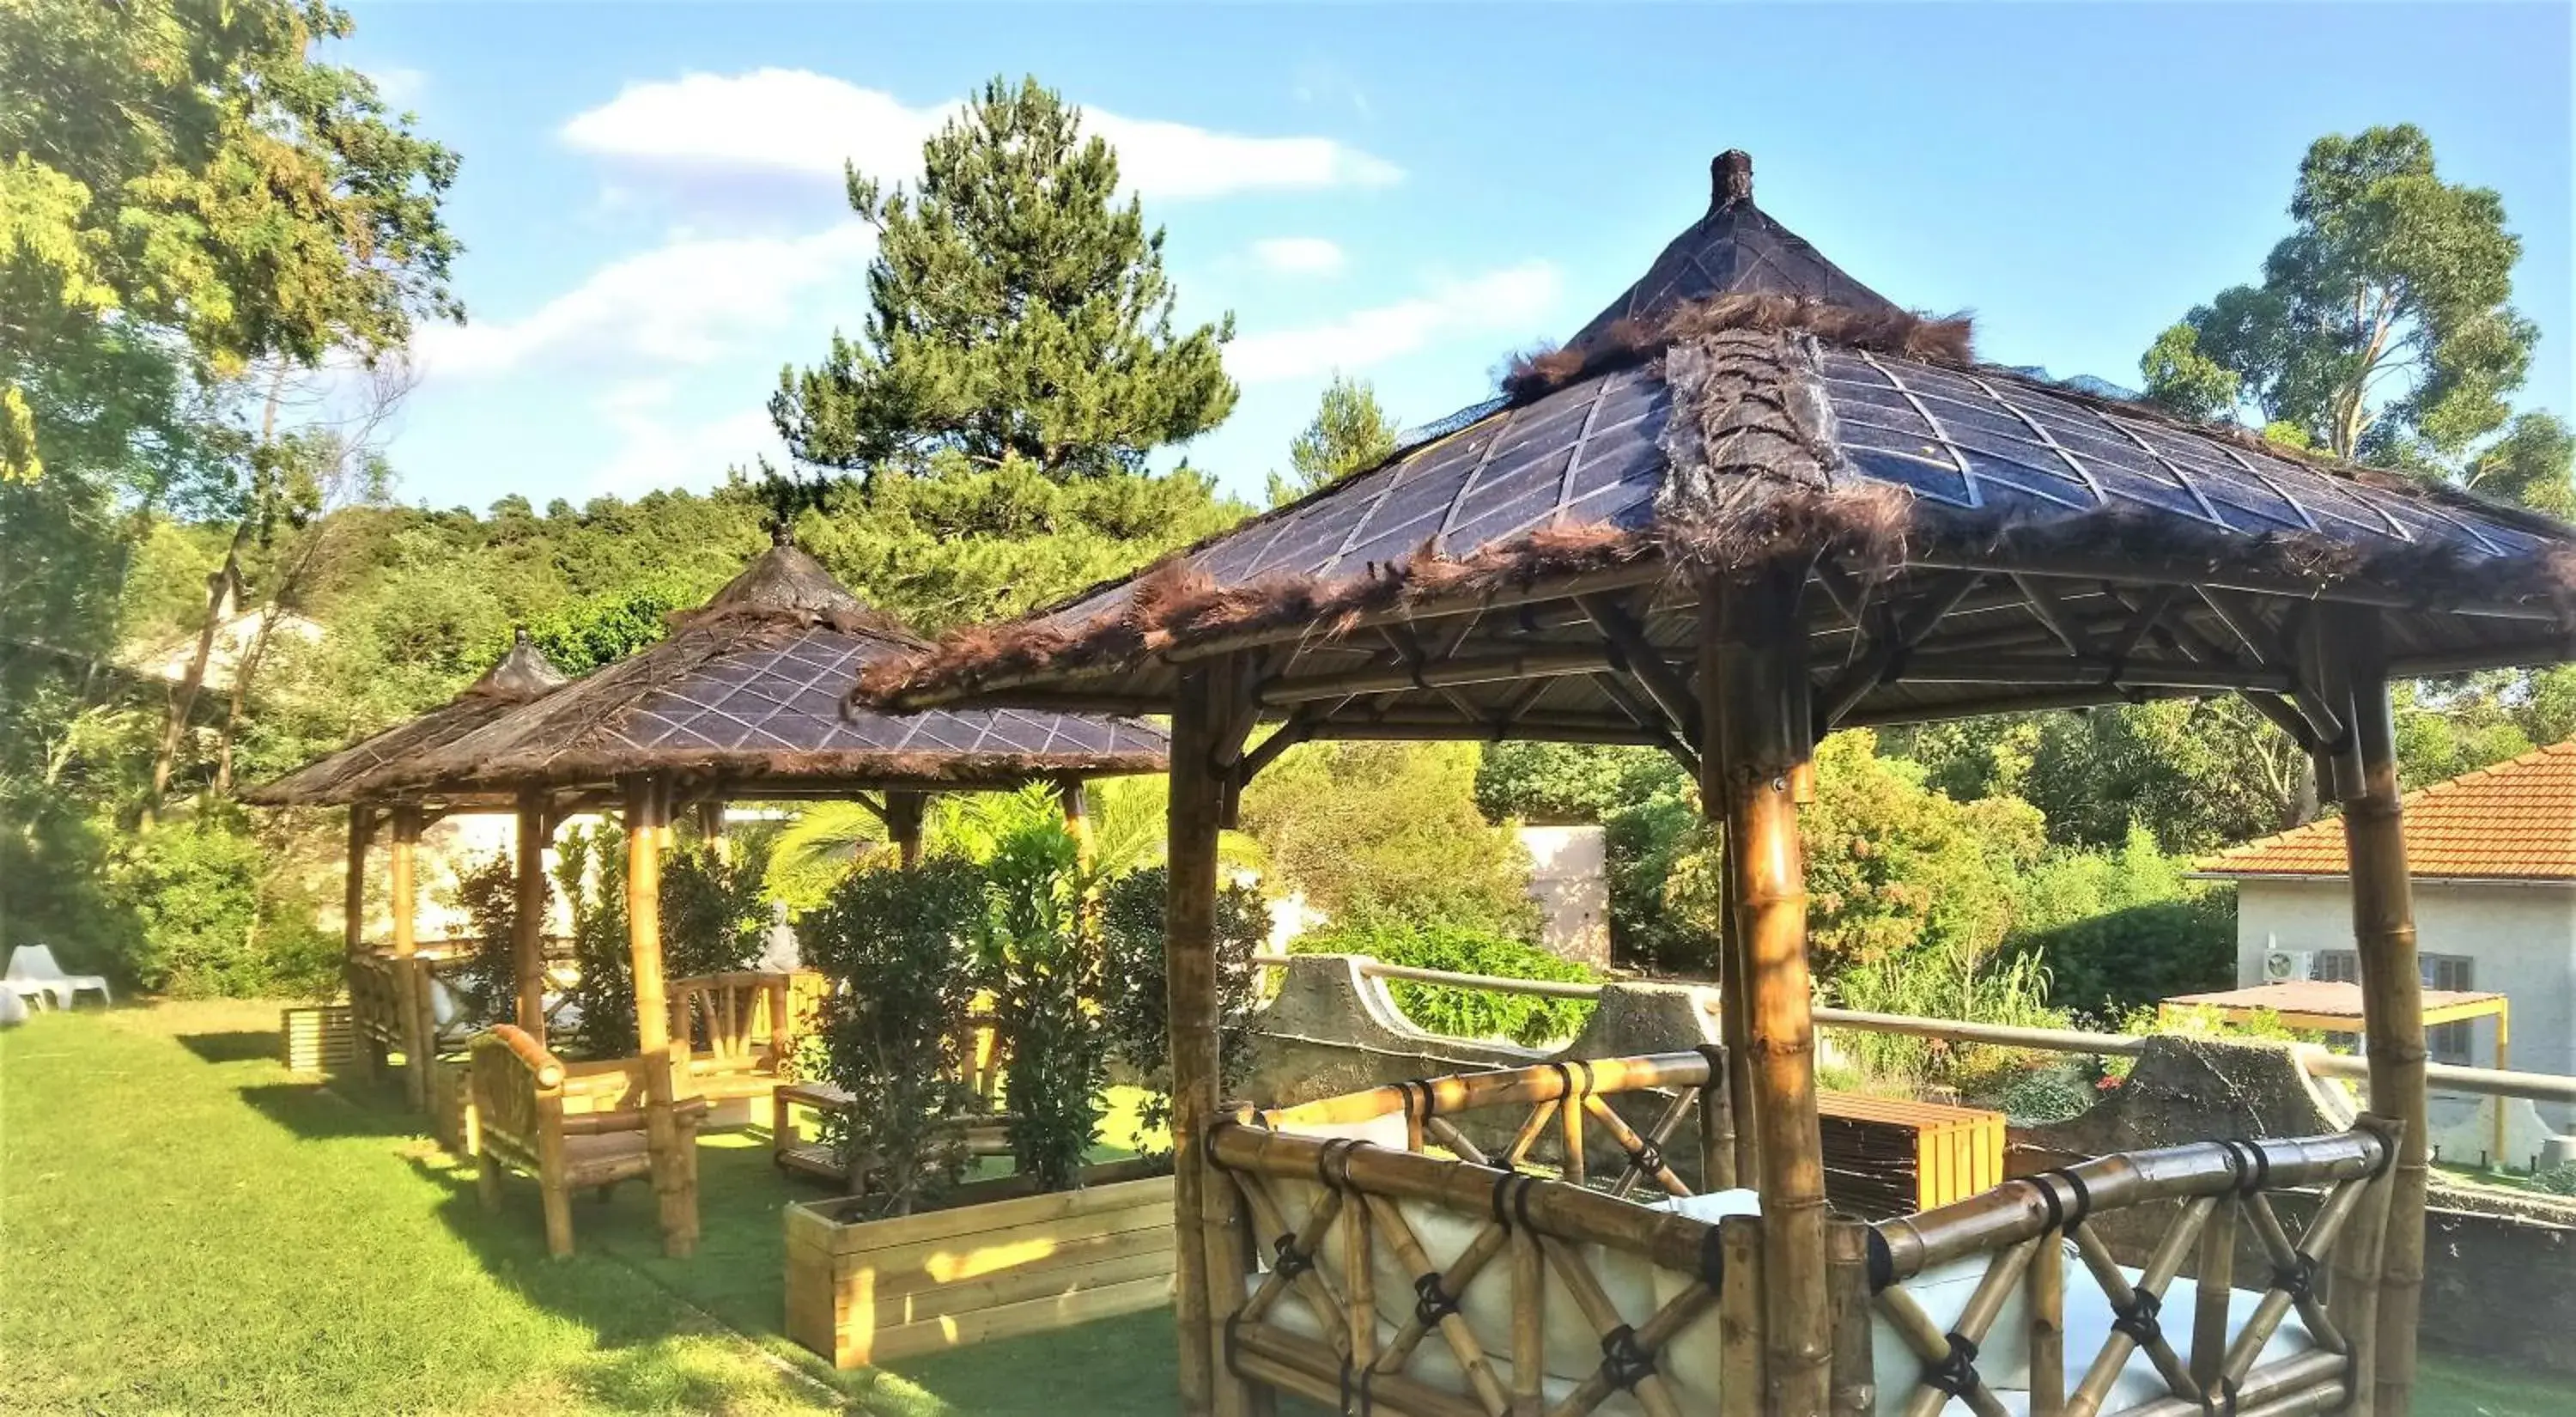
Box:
(977, 824, 1104, 1192)
(2533, 1163, 2576, 1198)
(1097, 864, 1268, 1152)
(1296, 920, 1597, 1047)
(1980, 1065, 2098, 1125)
(1828, 950, 2071, 1096)
(550, 824, 770, 1057)
(447, 850, 519, 1026)
(106, 816, 339, 999)
(2007, 826, 2236, 1013)
(799, 857, 987, 1216)
(1240, 741, 1538, 938)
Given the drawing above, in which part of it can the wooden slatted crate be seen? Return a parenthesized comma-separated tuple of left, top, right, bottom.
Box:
(280, 1005, 354, 1073)
(1817, 1092, 2006, 1218)
(786, 1160, 1175, 1368)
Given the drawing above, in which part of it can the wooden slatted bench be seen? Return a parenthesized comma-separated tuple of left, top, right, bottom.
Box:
(1817, 1091, 2006, 1218)
(471, 1025, 708, 1256)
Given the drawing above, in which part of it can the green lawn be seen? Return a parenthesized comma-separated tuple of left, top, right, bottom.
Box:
(2, 1000, 2567, 1415)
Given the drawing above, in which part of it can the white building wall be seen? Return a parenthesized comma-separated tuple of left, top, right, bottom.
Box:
(2233, 876, 2576, 1128)
(1516, 824, 1609, 967)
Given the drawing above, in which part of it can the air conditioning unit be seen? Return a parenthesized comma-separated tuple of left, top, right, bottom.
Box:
(2263, 949, 2313, 983)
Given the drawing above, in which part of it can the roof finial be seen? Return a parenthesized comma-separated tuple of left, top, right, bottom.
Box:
(512, 624, 532, 648)
(1711, 149, 1753, 210)
(771, 520, 797, 549)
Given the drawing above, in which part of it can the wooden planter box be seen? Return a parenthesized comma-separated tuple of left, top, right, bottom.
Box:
(280, 1004, 354, 1073)
(785, 1159, 1176, 1368)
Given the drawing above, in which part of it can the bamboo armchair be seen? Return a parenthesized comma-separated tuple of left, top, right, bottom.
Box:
(470, 1025, 707, 1258)
(669, 970, 828, 1110)
(1207, 1051, 2404, 1417)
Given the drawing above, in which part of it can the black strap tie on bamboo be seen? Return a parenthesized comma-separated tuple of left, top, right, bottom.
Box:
(1337, 1354, 1375, 1416)
(1317, 1137, 1362, 1193)
(2033, 1166, 2093, 1233)
(2111, 1287, 2164, 1347)
(1273, 1233, 1315, 1281)
(2216, 1138, 2270, 1195)
(1599, 1325, 1657, 1391)
(1698, 1226, 1728, 1289)
(1923, 1332, 1982, 1399)
(2272, 1252, 2318, 1304)
(1412, 1273, 1461, 1329)
(1691, 1043, 1725, 1089)
(1491, 1171, 1539, 1232)
(1629, 1142, 1666, 1178)
(1398, 1077, 1434, 1122)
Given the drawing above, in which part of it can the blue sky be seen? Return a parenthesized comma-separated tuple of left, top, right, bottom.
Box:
(340, 3, 2574, 512)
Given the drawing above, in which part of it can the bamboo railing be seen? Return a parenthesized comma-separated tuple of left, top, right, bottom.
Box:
(1207, 1050, 2403, 1417)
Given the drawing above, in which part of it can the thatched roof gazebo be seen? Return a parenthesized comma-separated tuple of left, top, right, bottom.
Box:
(248, 534, 1168, 1256)
(862, 151, 2576, 1416)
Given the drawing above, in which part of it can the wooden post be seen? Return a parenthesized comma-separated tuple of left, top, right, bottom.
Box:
(887, 790, 927, 869)
(513, 789, 550, 1041)
(2322, 607, 2425, 1417)
(1059, 775, 1091, 862)
(1716, 822, 1760, 1187)
(389, 804, 428, 1110)
(343, 806, 373, 959)
(624, 775, 696, 1259)
(1704, 565, 1831, 1416)
(1167, 661, 1258, 1416)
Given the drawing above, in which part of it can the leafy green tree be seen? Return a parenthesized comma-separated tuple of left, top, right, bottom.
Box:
(1293, 919, 1598, 1047)
(1097, 864, 1268, 1152)
(772, 76, 1236, 483)
(2140, 125, 2569, 508)
(1267, 374, 1398, 506)
(1239, 741, 1539, 938)
(977, 823, 1104, 1191)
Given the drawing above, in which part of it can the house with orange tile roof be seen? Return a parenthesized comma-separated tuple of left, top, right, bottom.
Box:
(2197, 739, 2576, 1130)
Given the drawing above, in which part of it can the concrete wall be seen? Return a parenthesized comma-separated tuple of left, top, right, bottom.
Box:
(2234, 876, 2576, 1127)
(1515, 824, 1610, 967)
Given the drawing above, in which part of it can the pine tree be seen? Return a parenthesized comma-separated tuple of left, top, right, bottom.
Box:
(772, 76, 1237, 483)
(1266, 373, 1399, 506)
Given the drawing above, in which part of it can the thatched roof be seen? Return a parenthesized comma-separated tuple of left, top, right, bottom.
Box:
(238, 631, 569, 807)
(862, 151, 2576, 746)
(348, 538, 1167, 800)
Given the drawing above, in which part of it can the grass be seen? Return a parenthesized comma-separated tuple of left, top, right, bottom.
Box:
(3, 1000, 2570, 1415)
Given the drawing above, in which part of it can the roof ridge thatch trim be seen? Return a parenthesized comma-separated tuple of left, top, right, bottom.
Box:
(1505, 293, 1977, 404)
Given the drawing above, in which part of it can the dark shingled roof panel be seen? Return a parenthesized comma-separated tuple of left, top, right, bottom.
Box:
(337, 544, 1167, 797)
(240, 634, 569, 806)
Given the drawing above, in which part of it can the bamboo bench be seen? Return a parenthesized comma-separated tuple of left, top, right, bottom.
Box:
(470, 1025, 707, 1257)
(669, 970, 829, 1117)
(1212, 1051, 2402, 1417)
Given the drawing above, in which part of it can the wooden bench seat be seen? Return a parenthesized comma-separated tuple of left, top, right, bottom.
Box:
(471, 1025, 706, 1257)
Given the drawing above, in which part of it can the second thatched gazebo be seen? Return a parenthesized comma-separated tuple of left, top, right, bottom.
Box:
(252, 532, 1169, 1256)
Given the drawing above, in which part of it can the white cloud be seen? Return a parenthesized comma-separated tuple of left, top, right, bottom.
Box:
(586, 391, 783, 496)
(413, 222, 875, 379)
(1226, 262, 1563, 385)
(369, 65, 428, 108)
(1250, 236, 1346, 277)
(559, 69, 1401, 200)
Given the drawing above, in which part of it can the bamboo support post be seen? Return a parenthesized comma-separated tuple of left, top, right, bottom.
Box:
(1717, 1215, 1766, 1417)
(513, 789, 550, 1040)
(1826, 1221, 1875, 1415)
(1509, 1218, 1545, 1417)
(1705, 565, 1831, 1415)
(2028, 1224, 2065, 1416)
(390, 804, 428, 1109)
(2330, 1115, 2402, 1417)
(2192, 1195, 2238, 1395)
(1716, 824, 1759, 1186)
(343, 806, 372, 958)
(2322, 607, 2426, 1417)
(887, 790, 926, 868)
(1059, 775, 1091, 862)
(1169, 661, 1257, 1416)
(623, 775, 696, 1258)
(1697, 1059, 1738, 1192)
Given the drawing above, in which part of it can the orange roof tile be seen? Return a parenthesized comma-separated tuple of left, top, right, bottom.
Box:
(2199, 739, 2576, 881)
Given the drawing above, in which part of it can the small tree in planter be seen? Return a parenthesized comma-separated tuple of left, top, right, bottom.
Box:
(551, 823, 774, 1057)
(447, 849, 519, 1026)
(1098, 865, 1269, 1155)
(978, 822, 1106, 1191)
(799, 857, 986, 1216)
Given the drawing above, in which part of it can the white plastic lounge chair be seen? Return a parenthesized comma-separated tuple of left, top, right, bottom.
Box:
(4, 946, 112, 1009)
(0, 986, 27, 1027)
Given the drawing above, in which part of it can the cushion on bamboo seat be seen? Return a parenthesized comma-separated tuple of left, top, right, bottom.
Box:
(1249, 1274, 1652, 1417)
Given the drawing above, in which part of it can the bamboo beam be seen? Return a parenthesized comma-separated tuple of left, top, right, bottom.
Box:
(513, 789, 550, 1041)
(1704, 564, 1831, 1416)
(1893, 653, 2293, 692)
(1169, 661, 1259, 1416)
(1577, 593, 1701, 745)
(1256, 645, 1614, 705)
(886, 790, 926, 869)
(623, 775, 696, 1259)
(2321, 607, 2426, 1417)
(389, 804, 428, 1110)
